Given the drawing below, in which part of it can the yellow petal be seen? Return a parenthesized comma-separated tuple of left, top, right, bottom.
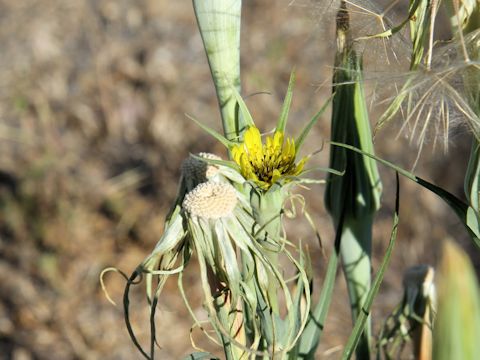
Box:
(258, 180, 270, 190)
(272, 169, 282, 184)
(294, 156, 308, 175)
(285, 138, 295, 160)
(266, 135, 274, 149)
(231, 144, 244, 165)
(273, 131, 284, 151)
(245, 126, 262, 151)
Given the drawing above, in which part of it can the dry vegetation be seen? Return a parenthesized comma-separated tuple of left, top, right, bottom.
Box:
(0, 0, 474, 359)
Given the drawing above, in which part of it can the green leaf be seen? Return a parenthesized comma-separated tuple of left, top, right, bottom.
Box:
(186, 113, 235, 148)
(325, 20, 382, 356)
(295, 94, 333, 153)
(294, 200, 345, 359)
(276, 69, 296, 134)
(433, 240, 480, 360)
(467, 206, 480, 238)
(341, 173, 400, 359)
(330, 141, 480, 248)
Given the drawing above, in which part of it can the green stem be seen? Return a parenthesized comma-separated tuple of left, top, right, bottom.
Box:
(250, 189, 284, 314)
(340, 217, 373, 359)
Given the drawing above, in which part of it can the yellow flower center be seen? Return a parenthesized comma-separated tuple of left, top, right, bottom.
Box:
(231, 126, 306, 190)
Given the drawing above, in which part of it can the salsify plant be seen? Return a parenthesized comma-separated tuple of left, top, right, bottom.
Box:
(106, 5, 333, 357)
(100, 0, 480, 359)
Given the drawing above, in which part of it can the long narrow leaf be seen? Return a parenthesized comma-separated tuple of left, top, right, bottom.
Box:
(329, 141, 480, 248)
(295, 94, 333, 152)
(341, 173, 400, 359)
(295, 198, 346, 359)
(187, 114, 235, 148)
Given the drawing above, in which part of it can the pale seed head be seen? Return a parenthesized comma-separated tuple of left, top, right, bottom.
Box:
(182, 181, 237, 219)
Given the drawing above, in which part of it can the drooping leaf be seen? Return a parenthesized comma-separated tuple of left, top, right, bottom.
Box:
(329, 141, 480, 248)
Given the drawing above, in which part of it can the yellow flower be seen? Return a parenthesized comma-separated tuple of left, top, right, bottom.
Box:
(231, 126, 307, 190)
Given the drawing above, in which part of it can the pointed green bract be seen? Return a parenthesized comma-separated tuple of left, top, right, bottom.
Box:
(276, 70, 296, 134)
(187, 114, 235, 148)
(295, 94, 333, 153)
(230, 84, 255, 129)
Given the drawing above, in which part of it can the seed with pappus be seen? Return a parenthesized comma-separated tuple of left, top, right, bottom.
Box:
(183, 181, 238, 219)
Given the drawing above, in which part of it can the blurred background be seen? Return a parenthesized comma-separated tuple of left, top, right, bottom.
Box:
(0, 0, 474, 359)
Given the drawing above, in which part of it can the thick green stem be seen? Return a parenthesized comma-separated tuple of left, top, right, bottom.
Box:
(250, 189, 285, 315)
(339, 217, 373, 359)
(215, 294, 246, 360)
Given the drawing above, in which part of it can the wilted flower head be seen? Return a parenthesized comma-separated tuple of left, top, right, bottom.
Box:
(231, 126, 307, 190)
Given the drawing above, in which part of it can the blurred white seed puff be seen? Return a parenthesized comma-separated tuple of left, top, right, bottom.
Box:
(180, 152, 222, 191)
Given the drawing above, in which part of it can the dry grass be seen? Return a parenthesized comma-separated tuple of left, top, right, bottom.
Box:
(0, 0, 474, 359)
